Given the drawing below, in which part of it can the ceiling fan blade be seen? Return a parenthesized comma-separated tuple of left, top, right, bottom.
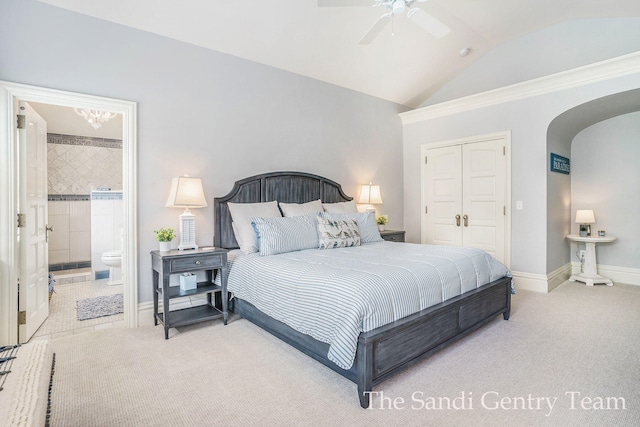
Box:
(317, 0, 376, 7)
(408, 8, 450, 38)
(358, 13, 392, 45)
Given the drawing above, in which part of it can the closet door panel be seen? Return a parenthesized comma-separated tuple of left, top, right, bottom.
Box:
(423, 145, 462, 246)
(462, 139, 506, 262)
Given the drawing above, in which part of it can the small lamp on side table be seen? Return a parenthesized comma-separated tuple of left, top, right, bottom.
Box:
(165, 176, 208, 250)
(575, 209, 595, 237)
(358, 182, 383, 213)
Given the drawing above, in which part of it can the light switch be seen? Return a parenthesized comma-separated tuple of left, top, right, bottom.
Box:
(516, 201, 523, 210)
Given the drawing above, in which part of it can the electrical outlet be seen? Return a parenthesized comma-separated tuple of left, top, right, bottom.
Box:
(579, 250, 586, 261)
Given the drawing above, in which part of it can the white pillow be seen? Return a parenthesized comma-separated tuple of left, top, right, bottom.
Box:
(228, 201, 281, 253)
(319, 211, 383, 243)
(317, 216, 360, 249)
(322, 200, 358, 214)
(251, 214, 318, 256)
(279, 199, 323, 217)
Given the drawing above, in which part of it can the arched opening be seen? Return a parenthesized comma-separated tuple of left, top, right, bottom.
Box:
(546, 88, 640, 287)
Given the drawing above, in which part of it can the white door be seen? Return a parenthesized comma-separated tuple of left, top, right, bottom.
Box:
(422, 137, 507, 264)
(18, 102, 49, 343)
(462, 139, 506, 261)
(422, 145, 462, 246)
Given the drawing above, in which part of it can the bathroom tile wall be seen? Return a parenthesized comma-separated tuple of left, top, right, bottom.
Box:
(48, 200, 91, 267)
(47, 134, 122, 269)
(47, 133, 122, 194)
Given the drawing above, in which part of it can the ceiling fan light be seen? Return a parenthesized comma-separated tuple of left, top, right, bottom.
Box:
(392, 0, 406, 15)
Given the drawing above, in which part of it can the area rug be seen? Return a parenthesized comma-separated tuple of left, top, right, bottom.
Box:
(76, 294, 123, 321)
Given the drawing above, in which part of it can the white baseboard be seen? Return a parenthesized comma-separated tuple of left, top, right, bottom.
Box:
(571, 262, 640, 286)
(512, 263, 571, 293)
(547, 264, 572, 292)
(511, 271, 550, 293)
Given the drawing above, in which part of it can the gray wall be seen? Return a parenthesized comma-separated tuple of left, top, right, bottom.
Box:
(1, 0, 405, 303)
(571, 112, 640, 268)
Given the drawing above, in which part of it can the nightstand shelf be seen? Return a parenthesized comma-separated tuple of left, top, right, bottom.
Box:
(156, 304, 224, 329)
(151, 247, 229, 339)
(156, 282, 222, 299)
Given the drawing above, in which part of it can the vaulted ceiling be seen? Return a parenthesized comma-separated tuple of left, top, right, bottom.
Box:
(38, 0, 640, 108)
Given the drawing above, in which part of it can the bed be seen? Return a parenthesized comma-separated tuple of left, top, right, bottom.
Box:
(214, 171, 512, 408)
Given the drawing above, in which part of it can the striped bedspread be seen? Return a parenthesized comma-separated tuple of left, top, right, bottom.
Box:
(226, 241, 511, 370)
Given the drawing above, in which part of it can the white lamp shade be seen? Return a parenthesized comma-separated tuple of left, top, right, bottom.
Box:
(165, 176, 208, 208)
(575, 209, 595, 224)
(358, 183, 383, 205)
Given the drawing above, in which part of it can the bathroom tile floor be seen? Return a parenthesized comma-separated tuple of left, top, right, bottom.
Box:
(30, 268, 124, 342)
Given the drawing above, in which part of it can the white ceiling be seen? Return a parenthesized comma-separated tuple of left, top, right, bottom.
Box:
(39, 0, 640, 108)
(29, 102, 123, 139)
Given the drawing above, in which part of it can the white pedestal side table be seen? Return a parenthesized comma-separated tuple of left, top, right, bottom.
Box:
(566, 234, 616, 286)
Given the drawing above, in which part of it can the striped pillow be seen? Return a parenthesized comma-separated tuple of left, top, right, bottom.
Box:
(318, 211, 383, 243)
(317, 216, 360, 249)
(251, 214, 318, 256)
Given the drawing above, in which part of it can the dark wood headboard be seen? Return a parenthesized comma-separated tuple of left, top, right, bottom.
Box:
(213, 171, 352, 249)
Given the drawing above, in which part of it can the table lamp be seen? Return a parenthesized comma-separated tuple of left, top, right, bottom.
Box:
(575, 209, 595, 237)
(165, 176, 207, 250)
(358, 182, 383, 213)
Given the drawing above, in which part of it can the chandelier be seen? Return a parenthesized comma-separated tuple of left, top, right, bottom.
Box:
(74, 108, 117, 130)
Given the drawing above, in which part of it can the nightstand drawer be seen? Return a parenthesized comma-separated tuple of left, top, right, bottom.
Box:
(380, 230, 405, 242)
(170, 254, 224, 272)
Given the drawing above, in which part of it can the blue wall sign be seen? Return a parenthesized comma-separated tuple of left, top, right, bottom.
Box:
(550, 153, 570, 174)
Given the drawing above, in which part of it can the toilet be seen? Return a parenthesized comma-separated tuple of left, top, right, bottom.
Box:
(101, 250, 122, 285)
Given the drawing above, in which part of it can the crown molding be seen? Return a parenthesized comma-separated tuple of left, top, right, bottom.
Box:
(400, 51, 640, 125)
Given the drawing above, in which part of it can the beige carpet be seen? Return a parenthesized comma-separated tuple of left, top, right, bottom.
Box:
(49, 281, 640, 426)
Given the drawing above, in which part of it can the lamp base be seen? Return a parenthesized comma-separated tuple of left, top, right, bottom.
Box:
(178, 209, 198, 251)
(178, 244, 198, 251)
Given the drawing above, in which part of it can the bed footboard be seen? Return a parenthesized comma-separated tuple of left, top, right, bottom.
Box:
(357, 277, 512, 408)
(232, 276, 511, 408)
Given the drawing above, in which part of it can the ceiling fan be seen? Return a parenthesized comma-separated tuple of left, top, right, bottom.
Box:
(318, 0, 451, 44)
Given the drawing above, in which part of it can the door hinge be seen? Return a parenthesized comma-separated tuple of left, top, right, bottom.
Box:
(503, 146, 506, 156)
(17, 213, 25, 228)
(424, 156, 427, 164)
(18, 311, 26, 325)
(17, 114, 26, 129)
(504, 206, 506, 215)
(425, 206, 428, 214)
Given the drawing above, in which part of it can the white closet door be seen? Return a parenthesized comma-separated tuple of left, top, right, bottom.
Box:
(422, 137, 507, 265)
(422, 145, 462, 246)
(462, 138, 506, 261)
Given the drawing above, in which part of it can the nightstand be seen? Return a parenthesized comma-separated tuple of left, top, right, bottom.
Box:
(380, 229, 405, 242)
(151, 247, 228, 339)
(566, 234, 616, 286)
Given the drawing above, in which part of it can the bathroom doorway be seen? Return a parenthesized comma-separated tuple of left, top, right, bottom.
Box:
(29, 101, 125, 339)
(0, 81, 138, 345)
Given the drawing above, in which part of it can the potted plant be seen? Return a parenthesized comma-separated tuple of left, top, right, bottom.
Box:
(154, 227, 176, 252)
(376, 215, 388, 232)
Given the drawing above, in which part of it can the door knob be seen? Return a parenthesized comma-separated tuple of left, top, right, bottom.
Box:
(455, 214, 461, 227)
(45, 225, 54, 242)
(463, 215, 469, 227)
